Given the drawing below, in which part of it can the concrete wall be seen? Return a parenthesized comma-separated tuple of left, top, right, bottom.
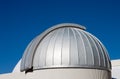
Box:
(112, 60, 120, 79)
(0, 72, 25, 79)
(0, 69, 111, 79)
(112, 66, 120, 79)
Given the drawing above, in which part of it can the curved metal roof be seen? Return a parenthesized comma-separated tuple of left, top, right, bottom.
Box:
(20, 23, 111, 72)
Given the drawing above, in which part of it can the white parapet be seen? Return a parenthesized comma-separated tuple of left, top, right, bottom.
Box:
(0, 69, 110, 79)
(112, 59, 120, 79)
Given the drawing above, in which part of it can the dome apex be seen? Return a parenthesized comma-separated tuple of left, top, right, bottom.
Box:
(50, 23, 86, 30)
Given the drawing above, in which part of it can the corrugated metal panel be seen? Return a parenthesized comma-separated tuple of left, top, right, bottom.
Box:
(20, 23, 111, 72)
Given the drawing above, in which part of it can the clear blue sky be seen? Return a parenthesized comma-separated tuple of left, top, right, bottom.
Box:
(0, 0, 120, 74)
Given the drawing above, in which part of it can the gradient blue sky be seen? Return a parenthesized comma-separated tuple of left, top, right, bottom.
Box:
(0, 0, 120, 74)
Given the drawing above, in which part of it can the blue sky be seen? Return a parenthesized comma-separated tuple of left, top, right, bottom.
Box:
(0, 0, 120, 74)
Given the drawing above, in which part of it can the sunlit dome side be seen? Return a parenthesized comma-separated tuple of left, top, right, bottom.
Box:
(20, 23, 111, 72)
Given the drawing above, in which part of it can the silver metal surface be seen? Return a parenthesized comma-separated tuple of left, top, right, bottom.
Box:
(20, 23, 111, 72)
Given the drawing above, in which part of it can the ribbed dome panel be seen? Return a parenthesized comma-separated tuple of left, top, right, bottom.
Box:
(20, 23, 111, 72)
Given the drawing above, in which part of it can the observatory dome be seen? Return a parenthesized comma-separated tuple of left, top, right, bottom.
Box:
(20, 23, 111, 72)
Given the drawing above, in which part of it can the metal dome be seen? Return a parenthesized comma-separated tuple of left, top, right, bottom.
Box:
(20, 23, 111, 72)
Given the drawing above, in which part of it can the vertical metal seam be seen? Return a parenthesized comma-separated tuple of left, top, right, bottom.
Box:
(90, 34, 106, 67)
(68, 28, 71, 65)
(105, 49, 111, 68)
(68, 28, 70, 65)
(38, 31, 54, 66)
(37, 38, 44, 67)
(73, 28, 80, 64)
(52, 28, 65, 65)
(35, 39, 42, 68)
(76, 29, 87, 64)
(84, 31, 101, 66)
(74, 29, 80, 65)
(89, 34, 105, 67)
(89, 34, 101, 66)
(99, 42, 110, 69)
(80, 30, 94, 65)
(74, 28, 80, 65)
(103, 46, 111, 68)
(83, 31, 96, 65)
(97, 41, 108, 68)
(22, 38, 35, 70)
(52, 29, 62, 65)
(61, 28, 65, 65)
(71, 28, 79, 64)
(26, 39, 36, 68)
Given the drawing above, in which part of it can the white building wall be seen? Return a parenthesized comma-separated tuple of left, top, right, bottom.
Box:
(0, 69, 110, 79)
(0, 72, 25, 79)
(112, 67, 120, 79)
(112, 60, 120, 79)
